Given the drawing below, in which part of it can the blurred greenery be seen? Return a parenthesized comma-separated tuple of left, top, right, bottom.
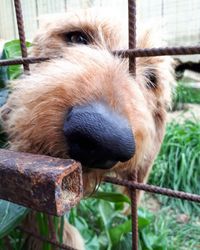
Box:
(149, 120, 200, 214)
(67, 189, 171, 250)
(0, 201, 28, 239)
(0, 187, 172, 250)
(172, 80, 200, 110)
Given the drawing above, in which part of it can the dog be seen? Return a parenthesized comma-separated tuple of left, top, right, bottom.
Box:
(0, 9, 173, 249)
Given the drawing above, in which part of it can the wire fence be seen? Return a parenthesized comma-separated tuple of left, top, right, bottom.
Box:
(0, 0, 200, 249)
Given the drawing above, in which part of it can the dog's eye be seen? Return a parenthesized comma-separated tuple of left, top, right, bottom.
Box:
(65, 31, 89, 45)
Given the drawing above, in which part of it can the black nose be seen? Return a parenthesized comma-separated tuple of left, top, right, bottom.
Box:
(63, 102, 135, 169)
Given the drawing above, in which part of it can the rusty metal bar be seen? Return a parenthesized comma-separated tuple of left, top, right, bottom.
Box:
(0, 57, 51, 66)
(128, 0, 138, 249)
(18, 226, 77, 250)
(115, 45, 200, 57)
(104, 176, 200, 203)
(1, 45, 200, 67)
(128, 0, 136, 74)
(130, 170, 138, 250)
(13, 0, 29, 71)
(0, 149, 83, 216)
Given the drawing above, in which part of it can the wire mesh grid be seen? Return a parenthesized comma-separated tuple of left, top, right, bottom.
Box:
(1, 0, 200, 249)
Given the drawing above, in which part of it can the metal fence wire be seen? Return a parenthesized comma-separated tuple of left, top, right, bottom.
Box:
(0, 0, 200, 249)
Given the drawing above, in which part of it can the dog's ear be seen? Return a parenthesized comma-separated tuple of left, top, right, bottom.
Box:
(136, 27, 174, 107)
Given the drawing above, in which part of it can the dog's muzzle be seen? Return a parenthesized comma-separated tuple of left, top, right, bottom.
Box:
(63, 102, 135, 169)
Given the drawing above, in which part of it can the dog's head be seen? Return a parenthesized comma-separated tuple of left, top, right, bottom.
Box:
(1, 9, 173, 193)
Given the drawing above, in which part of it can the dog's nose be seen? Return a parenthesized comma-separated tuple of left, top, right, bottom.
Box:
(63, 102, 135, 169)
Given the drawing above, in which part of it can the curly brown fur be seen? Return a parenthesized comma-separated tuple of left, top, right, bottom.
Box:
(1, 9, 173, 249)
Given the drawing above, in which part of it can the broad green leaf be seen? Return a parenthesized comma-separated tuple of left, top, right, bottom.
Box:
(109, 219, 131, 245)
(3, 40, 31, 80)
(73, 216, 88, 231)
(113, 232, 132, 250)
(0, 200, 29, 238)
(98, 200, 114, 227)
(93, 191, 131, 204)
(98, 232, 109, 249)
(98, 201, 114, 249)
(85, 234, 100, 250)
(114, 202, 125, 211)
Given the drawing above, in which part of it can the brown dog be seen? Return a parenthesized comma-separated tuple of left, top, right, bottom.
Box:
(1, 9, 173, 249)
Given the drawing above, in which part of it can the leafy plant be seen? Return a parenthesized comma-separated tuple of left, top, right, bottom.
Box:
(0, 40, 31, 249)
(0, 201, 28, 239)
(68, 186, 171, 250)
(149, 120, 200, 214)
(1, 40, 31, 81)
(0, 40, 32, 108)
(0, 187, 171, 250)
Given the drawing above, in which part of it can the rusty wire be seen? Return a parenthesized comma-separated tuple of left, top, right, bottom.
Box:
(0, 57, 50, 66)
(1, 45, 200, 67)
(115, 45, 200, 57)
(14, 0, 29, 71)
(128, 1, 138, 250)
(130, 170, 138, 250)
(128, 0, 136, 74)
(0, 0, 200, 250)
(104, 176, 200, 203)
(17, 226, 77, 250)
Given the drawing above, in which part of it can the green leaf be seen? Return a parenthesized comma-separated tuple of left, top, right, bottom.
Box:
(3, 40, 31, 80)
(138, 209, 153, 229)
(109, 219, 131, 245)
(109, 209, 153, 247)
(0, 200, 29, 238)
(92, 191, 131, 204)
(113, 232, 132, 250)
(85, 234, 100, 250)
(98, 201, 114, 249)
(98, 200, 114, 227)
(73, 216, 88, 231)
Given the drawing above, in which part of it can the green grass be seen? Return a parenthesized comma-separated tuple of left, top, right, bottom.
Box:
(172, 80, 200, 110)
(149, 119, 200, 214)
(147, 119, 200, 249)
(149, 205, 200, 250)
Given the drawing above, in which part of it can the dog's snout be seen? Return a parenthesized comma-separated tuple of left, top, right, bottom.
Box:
(63, 102, 135, 169)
